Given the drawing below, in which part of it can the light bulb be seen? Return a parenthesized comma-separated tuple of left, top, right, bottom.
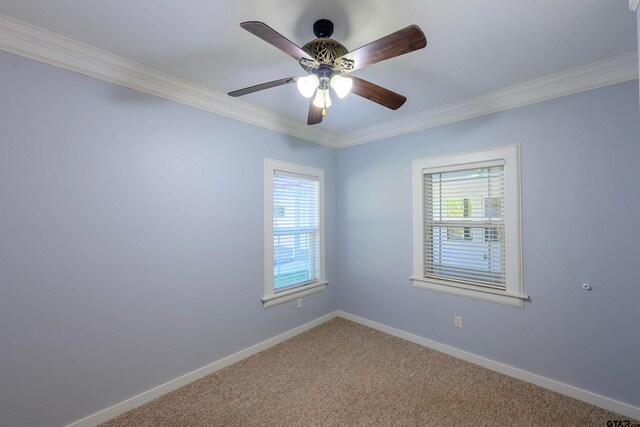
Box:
(312, 88, 332, 109)
(296, 74, 320, 98)
(312, 89, 324, 108)
(330, 75, 353, 98)
(324, 89, 332, 107)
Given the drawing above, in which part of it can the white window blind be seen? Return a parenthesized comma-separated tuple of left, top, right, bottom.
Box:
(424, 165, 506, 289)
(273, 171, 319, 291)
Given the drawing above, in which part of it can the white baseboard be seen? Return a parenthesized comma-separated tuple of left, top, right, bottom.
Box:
(66, 311, 339, 427)
(337, 311, 640, 421)
(67, 309, 638, 426)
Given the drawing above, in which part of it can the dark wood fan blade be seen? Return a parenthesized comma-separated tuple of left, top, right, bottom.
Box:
(335, 25, 426, 72)
(240, 21, 314, 62)
(228, 77, 296, 97)
(307, 98, 323, 125)
(350, 77, 407, 110)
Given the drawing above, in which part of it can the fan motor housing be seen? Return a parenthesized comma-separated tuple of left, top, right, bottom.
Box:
(302, 39, 348, 65)
(299, 19, 355, 74)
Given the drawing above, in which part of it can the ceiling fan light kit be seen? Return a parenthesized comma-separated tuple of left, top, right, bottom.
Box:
(296, 74, 320, 98)
(228, 19, 427, 125)
(330, 75, 353, 99)
(313, 87, 332, 111)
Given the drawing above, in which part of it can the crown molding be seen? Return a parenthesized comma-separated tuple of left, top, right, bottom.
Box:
(0, 13, 637, 150)
(630, 0, 639, 12)
(0, 14, 337, 148)
(335, 51, 639, 148)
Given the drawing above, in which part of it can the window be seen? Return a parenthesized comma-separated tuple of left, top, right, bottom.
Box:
(411, 145, 525, 307)
(263, 159, 326, 308)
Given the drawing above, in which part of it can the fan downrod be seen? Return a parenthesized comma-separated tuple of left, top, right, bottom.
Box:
(313, 19, 334, 38)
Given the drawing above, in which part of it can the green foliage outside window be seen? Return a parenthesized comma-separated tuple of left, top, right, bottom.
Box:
(446, 198, 472, 218)
(446, 198, 471, 240)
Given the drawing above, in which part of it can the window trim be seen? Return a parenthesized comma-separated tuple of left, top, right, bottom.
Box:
(262, 159, 327, 308)
(411, 145, 526, 307)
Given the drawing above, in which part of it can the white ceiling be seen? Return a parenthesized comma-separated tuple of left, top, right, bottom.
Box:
(0, 0, 636, 135)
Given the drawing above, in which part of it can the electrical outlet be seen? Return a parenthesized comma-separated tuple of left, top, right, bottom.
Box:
(454, 315, 463, 329)
(296, 298, 302, 309)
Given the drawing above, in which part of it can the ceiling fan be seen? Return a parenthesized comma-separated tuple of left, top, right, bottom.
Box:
(228, 19, 427, 125)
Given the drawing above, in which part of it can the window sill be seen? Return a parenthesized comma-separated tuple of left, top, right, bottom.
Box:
(262, 280, 328, 308)
(410, 276, 527, 307)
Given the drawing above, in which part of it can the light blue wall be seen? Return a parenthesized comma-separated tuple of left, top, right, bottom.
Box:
(336, 80, 640, 408)
(0, 51, 338, 427)
(2, 48, 640, 427)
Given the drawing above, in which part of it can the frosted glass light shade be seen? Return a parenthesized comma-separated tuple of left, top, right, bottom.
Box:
(312, 88, 332, 109)
(312, 89, 323, 108)
(330, 75, 353, 98)
(296, 74, 320, 98)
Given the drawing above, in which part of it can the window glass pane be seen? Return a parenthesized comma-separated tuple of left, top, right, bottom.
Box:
(424, 166, 506, 288)
(273, 173, 319, 291)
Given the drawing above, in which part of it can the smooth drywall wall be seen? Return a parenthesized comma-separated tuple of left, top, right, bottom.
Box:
(0, 51, 337, 427)
(336, 80, 640, 408)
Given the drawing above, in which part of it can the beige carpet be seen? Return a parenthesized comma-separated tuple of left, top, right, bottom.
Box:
(102, 318, 637, 426)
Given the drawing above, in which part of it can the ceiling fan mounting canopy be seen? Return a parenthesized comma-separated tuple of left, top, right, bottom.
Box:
(228, 19, 427, 125)
(313, 19, 334, 38)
